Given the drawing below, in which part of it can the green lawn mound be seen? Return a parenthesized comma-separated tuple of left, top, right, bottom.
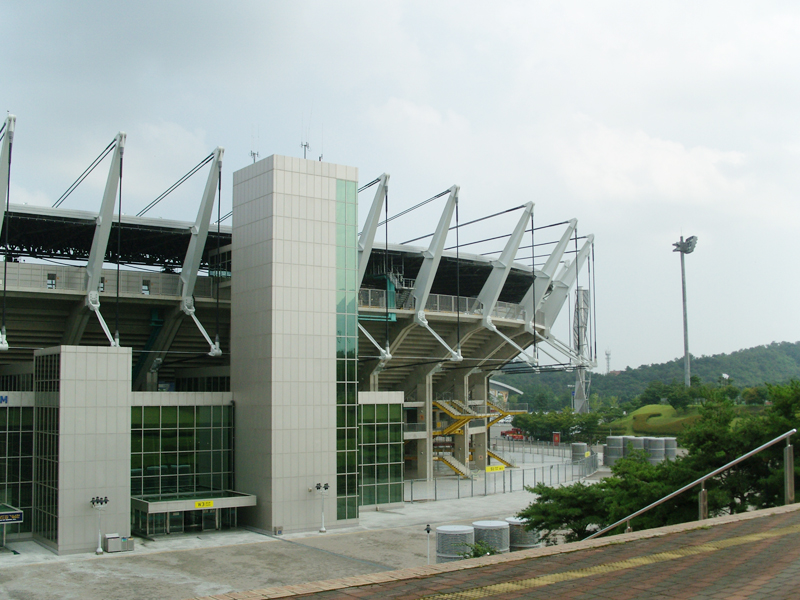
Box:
(608, 404, 700, 436)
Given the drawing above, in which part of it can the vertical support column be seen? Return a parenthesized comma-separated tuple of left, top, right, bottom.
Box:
(369, 371, 380, 391)
(421, 376, 433, 481)
(470, 372, 489, 471)
(451, 372, 469, 467)
(469, 373, 488, 412)
(785, 441, 795, 505)
(454, 432, 468, 467)
(415, 439, 428, 480)
(473, 432, 487, 471)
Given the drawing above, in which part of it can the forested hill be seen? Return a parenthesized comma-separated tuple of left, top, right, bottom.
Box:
(496, 341, 800, 403)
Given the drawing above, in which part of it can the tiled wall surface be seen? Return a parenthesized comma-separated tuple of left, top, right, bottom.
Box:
(51, 346, 132, 554)
(232, 155, 357, 533)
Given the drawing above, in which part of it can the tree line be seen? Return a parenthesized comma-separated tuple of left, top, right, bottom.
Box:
(517, 381, 800, 544)
(495, 340, 800, 407)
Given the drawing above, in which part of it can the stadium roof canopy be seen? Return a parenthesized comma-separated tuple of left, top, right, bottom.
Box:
(1, 204, 232, 269)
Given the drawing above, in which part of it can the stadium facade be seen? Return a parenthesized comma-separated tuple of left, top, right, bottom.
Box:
(0, 115, 595, 553)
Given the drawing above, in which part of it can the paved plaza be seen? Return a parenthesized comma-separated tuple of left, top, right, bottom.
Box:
(197, 504, 800, 600)
(0, 486, 538, 600)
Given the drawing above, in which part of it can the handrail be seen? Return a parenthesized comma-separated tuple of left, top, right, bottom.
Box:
(585, 428, 796, 540)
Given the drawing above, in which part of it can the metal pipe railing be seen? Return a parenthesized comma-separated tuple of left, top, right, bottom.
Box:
(586, 428, 796, 540)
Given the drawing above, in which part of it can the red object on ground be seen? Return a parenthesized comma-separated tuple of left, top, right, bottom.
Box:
(501, 428, 525, 441)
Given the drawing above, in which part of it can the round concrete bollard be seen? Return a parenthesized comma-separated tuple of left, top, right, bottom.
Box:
(436, 525, 474, 563)
(472, 520, 510, 554)
(505, 517, 539, 551)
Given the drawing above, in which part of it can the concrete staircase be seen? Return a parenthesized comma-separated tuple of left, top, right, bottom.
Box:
(487, 449, 516, 468)
(435, 454, 473, 478)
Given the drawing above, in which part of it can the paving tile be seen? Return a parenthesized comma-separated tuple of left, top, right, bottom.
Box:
(261, 505, 800, 600)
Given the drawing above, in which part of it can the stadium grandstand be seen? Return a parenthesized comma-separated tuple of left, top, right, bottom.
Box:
(0, 114, 595, 553)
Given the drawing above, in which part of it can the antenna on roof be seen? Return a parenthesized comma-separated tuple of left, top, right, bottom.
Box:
(301, 109, 313, 159)
(319, 124, 324, 161)
(250, 125, 259, 163)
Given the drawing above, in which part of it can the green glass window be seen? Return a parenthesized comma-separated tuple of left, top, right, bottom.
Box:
(144, 407, 160, 429)
(196, 407, 212, 428)
(161, 406, 177, 428)
(179, 406, 195, 428)
(131, 407, 142, 429)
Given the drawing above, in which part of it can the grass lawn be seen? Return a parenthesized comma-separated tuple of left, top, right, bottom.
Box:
(608, 404, 701, 436)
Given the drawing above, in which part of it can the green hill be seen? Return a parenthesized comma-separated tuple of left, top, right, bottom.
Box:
(497, 341, 800, 405)
(607, 404, 701, 436)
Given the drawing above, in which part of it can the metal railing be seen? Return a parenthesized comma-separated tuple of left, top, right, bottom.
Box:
(493, 438, 571, 458)
(586, 429, 797, 540)
(404, 423, 427, 433)
(358, 287, 526, 322)
(406, 453, 600, 502)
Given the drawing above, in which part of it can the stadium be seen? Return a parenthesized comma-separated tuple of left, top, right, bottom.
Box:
(0, 114, 595, 553)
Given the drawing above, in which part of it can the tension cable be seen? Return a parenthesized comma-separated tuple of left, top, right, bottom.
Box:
(376, 189, 451, 228)
(358, 177, 381, 193)
(137, 152, 214, 217)
(53, 138, 117, 208)
(402, 204, 527, 245)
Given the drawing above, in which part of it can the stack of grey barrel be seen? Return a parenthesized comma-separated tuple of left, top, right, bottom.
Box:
(664, 437, 677, 461)
(605, 436, 624, 466)
(571, 442, 588, 463)
(623, 436, 644, 456)
(605, 436, 678, 465)
(472, 520, 510, 554)
(436, 525, 474, 563)
(643, 437, 665, 465)
(506, 517, 539, 551)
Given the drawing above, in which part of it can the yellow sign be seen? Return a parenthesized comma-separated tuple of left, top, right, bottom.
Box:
(585, 451, 591, 458)
(486, 465, 505, 473)
(195, 500, 214, 508)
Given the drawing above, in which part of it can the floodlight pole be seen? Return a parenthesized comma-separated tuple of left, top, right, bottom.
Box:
(680, 244, 690, 387)
(673, 236, 697, 387)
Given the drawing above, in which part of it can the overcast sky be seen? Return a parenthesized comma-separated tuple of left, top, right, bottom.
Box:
(2, 1, 799, 372)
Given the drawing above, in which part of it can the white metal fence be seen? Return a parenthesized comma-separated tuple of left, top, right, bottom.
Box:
(358, 288, 525, 321)
(492, 439, 573, 459)
(404, 453, 600, 502)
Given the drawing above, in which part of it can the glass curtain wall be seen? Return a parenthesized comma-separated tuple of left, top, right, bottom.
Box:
(130, 405, 234, 499)
(33, 352, 60, 544)
(336, 179, 359, 521)
(0, 407, 34, 534)
(359, 403, 403, 506)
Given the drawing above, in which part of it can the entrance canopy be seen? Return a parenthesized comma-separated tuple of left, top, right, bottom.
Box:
(130, 490, 255, 514)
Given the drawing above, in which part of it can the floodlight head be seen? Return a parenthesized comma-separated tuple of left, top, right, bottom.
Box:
(672, 235, 698, 254)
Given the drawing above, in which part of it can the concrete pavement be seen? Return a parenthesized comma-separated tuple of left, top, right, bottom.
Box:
(205, 504, 800, 600)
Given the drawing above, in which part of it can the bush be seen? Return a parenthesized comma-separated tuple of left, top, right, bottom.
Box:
(458, 541, 499, 559)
